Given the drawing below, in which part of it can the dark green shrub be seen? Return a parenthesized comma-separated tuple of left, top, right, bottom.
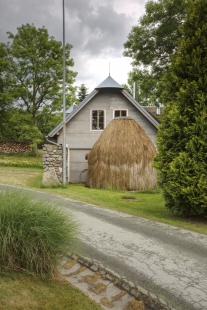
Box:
(154, 0, 207, 216)
(0, 189, 78, 276)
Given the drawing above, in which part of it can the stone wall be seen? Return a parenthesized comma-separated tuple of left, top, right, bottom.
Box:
(42, 144, 68, 185)
(0, 141, 32, 154)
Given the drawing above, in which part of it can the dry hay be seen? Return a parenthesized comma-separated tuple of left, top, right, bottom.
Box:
(86, 117, 157, 191)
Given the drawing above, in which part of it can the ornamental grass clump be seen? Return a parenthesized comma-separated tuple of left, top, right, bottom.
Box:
(87, 117, 157, 191)
(0, 189, 78, 276)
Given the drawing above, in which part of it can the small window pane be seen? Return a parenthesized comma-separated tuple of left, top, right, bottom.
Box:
(92, 110, 104, 130)
(114, 110, 127, 118)
(121, 110, 127, 116)
(115, 111, 120, 117)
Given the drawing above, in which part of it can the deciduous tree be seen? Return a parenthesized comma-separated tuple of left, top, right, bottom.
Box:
(123, 0, 186, 105)
(123, 69, 158, 106)
(1, 24, 77, 145)
(0, 43, 14, 137)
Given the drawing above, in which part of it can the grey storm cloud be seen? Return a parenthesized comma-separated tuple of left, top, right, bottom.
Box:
(0, 0, 145, 89)
(75, 5, 131, 55)
(0, 0, 132, 56)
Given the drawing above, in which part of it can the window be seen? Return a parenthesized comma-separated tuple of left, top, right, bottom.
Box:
(92, 110, 105, 130)
(114, 110, 127, 118)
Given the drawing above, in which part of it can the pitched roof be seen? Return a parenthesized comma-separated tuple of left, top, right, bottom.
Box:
(47, 89, 98, 138)
(95, 75, 124, 89)
(121, 90, 159, 128)
(47, 76, 159, 138)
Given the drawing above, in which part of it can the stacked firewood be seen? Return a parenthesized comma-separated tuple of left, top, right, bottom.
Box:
(0, 141, 32, 154)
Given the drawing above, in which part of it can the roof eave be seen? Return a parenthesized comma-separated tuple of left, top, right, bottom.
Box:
(47, 89, 99, 137)
(121, 90, 159, 128)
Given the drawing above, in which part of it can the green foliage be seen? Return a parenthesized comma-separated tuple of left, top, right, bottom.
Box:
(77, 84, 88, 102)
(0, 107, 62, 146)
(0, 23, 77, 145)
(154, 0, 207, 216)
(123, 0, 187, 105)
(124, 0, 186, 74)
(0, 109, 42, 146)
(0, 189, 78, 275)
(123, 69, 159, 106)
(0, 43, 14, 135)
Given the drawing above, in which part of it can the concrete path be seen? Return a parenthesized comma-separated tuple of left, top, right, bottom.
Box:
(1, 184, 207, 310)
(59, 255, 154, 310)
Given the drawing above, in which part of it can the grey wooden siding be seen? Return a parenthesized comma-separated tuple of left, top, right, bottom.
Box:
(69, 149, 90, 183)
(57, 89, 157, 183)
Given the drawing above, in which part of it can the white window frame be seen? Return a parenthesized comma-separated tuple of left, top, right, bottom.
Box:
(90, 109, 106, 131)
(113, 109, 128, 118)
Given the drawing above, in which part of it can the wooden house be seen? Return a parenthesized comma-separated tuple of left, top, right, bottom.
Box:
(47, 75, 159, 183)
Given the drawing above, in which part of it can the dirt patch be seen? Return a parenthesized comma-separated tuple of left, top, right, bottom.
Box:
(63, 260, 77, 270)
(125, 298, 145, 310)
(100, 298, 113, 308)
(112, 290, 127, 301)
(67, 266, 86, 276)
(83, 271, 100, 284)
(89, 283, 108, 294)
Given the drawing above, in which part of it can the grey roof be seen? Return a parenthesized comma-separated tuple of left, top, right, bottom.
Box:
(121, 90, 159, 128)
(47, 89, 98, 138)
(47, 76, 158, 138)
(95, 75, 124, 89)
(66, 104, 75, 114)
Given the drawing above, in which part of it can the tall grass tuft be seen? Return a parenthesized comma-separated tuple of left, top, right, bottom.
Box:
(0, 189, 78, 276)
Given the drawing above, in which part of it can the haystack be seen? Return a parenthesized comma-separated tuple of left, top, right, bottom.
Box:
(86, 117, 157, 190)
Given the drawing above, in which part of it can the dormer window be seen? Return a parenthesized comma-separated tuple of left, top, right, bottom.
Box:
(91, 110, 105, 130)
(114, 110, 128, 118)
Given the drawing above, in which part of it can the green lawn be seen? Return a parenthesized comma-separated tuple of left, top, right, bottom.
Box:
(0, 151, 207, 235)
(41, 184, 207, 235)
(0, 164, 207, 235)
(0, 270, 102, 310)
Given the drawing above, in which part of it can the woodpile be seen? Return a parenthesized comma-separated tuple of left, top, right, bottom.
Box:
(0, 141, 32, 154)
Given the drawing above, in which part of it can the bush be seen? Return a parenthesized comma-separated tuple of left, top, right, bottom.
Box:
(0, 189, 78, 276)
(154, 0, 207, 216)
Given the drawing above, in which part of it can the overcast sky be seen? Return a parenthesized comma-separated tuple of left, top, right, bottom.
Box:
(0, 0, 147, 92)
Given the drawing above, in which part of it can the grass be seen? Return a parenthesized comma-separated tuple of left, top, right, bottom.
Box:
(0, 189, 78, 276)
(0, 166, 207, 234)
(0, 167, 102, 310)
(7, 164, 204, 234)
(0, 151, 43, 169)
(41, 184, 207, 235)
(0, 152, 207, 309)
(0, 270, 102, 310)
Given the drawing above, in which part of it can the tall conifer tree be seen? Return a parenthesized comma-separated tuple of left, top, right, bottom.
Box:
(154, 0, 207, 216)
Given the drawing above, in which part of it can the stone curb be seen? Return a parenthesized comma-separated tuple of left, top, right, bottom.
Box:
(66, 252, 172, 310)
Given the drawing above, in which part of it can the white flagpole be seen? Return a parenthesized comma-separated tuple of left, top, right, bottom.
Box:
(62, 0, 66, 185)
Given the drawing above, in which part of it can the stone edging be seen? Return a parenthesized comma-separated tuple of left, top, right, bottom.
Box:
(66, 252, 172, 310)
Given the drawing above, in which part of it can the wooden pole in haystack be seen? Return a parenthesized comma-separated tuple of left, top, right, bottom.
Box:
(86, 117, 157, 191)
